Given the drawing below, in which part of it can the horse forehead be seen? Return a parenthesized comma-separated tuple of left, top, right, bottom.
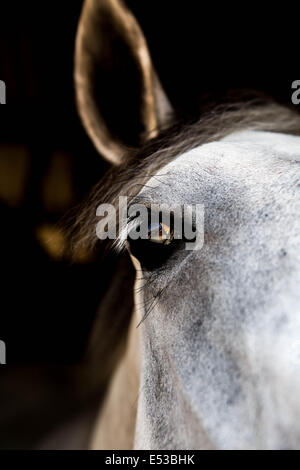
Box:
(221, 130, 300, 161)
(142, 130, 300, 195)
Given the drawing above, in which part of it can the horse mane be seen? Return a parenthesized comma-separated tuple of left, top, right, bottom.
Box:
(71, 98, 300, 255)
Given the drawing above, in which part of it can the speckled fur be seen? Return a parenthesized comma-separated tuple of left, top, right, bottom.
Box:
(132, 130, 300, 449)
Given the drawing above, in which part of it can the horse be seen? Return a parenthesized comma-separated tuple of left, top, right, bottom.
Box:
(70, 0, 300, 449)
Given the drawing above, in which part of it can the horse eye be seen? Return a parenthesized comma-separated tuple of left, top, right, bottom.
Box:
(127, 216, 178, 271)
(126, 208, 195, 271)
(147, 222, 174, 245)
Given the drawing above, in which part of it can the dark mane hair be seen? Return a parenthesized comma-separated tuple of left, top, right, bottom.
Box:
(70, 99, 300, 254)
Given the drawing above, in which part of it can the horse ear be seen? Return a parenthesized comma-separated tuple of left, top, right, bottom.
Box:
(75, 0, 173, 165)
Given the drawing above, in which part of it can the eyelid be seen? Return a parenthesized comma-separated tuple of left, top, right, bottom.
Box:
(126, 203, 196, 243)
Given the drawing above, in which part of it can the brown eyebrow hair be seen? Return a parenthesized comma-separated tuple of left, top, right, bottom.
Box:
(67, 98, 300, 255)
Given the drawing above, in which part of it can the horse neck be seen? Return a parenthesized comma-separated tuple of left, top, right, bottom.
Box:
(90, 310, 140, 449)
